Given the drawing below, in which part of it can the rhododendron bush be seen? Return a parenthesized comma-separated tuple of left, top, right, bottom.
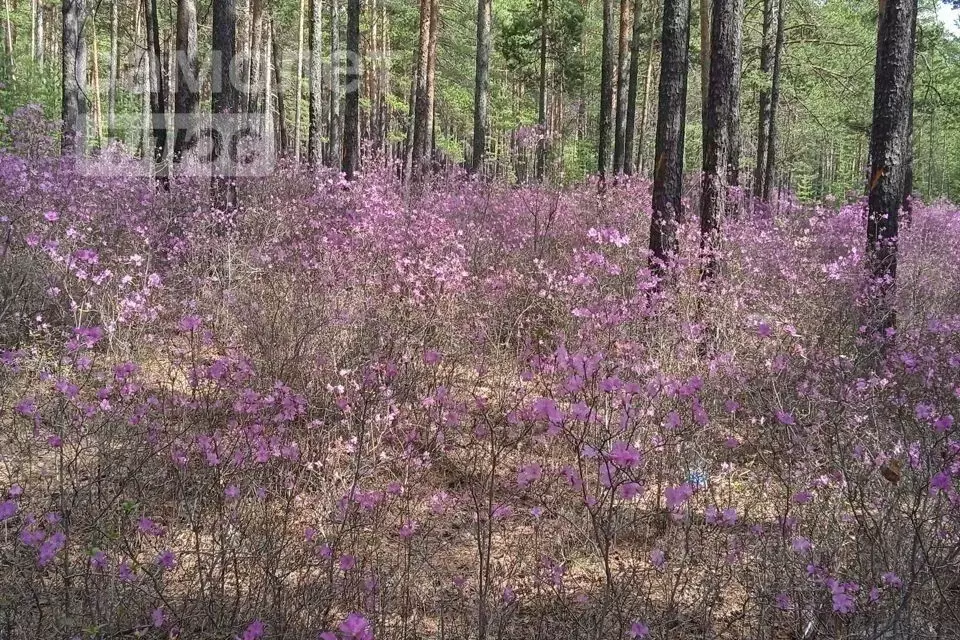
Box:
(1, 114, 960, 639)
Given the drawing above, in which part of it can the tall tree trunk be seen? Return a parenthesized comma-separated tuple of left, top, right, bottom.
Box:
(107, 0, 118, 141)
(167, 28, 176, 146)
(762, 0, 784, 201)
(699, 0, 709, 146)
(212, 0, 238, 212)
(91, 17, 104, 146)
(623, 0, 644, 175)
(409, 0, 431, 181)
(271, 20, 289, 157)
(343, 0, 360, 177)
(31, 0, 36, 60)
(380, 2, 390, 163)
(363, 0, 373, 148)
(61, 0, 87, 155)
(307, 0, 323, 164)
(636, 3, 658, 175)
(136, 0, 149, 157)
(470, 0, 491, 173)
(598, 0, 615, 179)
(247, 0, 263, 114)
(238, 0, 250, 111)
(613, 0, 632, 174)
(700, 0, 735, 281)
(867, 0, 917, 329)
(901, 2, 917, 217)
(145, 0, 169, 186)
(725, 0, 742, 186)
(295, 0, 306, 161)
(425, 0, 439, 163)
(4, 0, 14, 80)
(263, 20, 273, 142)
(328, 0, 342, 167)
(649, 0, 690, 271)
(36, 0, 43, 65)
(753, 0, 774, 198)
(535, 0, 548, 181)
(173, 0, 199, 163)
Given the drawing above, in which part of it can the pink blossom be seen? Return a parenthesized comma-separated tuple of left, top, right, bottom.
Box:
(239, 619, 265, 640)
(339, 613, 372, 639)
(516, 463, 543, 487)
(38, 532, 66, 566)
(791, 536, 812, 554)
(618, 482, 643, 500)
(0, 500, 16, 521)
(931, 471, 952, 494)
(608, 441, 641, 469)
(157, 549, 177, 570)
(665, 483, 693, 510)
(650, 549, 666, 569)
(775, 410, 795, 425)
(178, 315, 202, 332)
(934, 414, 954, 433)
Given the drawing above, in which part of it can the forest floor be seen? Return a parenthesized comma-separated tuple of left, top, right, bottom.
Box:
(1, 155, 960, 639)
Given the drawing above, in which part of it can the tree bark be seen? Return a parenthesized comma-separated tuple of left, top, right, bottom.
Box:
(4, 0, 14, 80)
(308, 0, 323, 164)
(343, 0, 360, 178)
(91, 16, 104, 146)
(145, 0, 169, 186)
(36, 0, 44, 66)
(211, 0, 238, 212)
(380, 0, 394, 166)
(327, 0, 342, 167)
(247, 0, 263, 114)
(61, 0, 87, 155)
(700, 0, 735, 281)
(636, 2, 659, 175)
(725, 0, 743, 186)
(867, 0, 917, 328)
(136, 0, 149, 157)
(598, 0, 615, 179)
(30, 0, 36, 61)
(762, 0, 784, 201)
(271, 20, 289, 157)
(901, 3, 917, 217)
(471, 0, 491, 173)
(263, 20, 273, 140)
(107, 0, 118, 140)
(613, 0, 632, 174)
(409, 0, 431, 181)
(649, 0, 690, 271)
(295, 0, 306, 161)
(238, 0, 250, 111)
(753, 0, 774, 198)
(173, 0, 199, 163)
(699, 0, 709, 146)
(535, 0, 548, 181)
(623, 0, 644, 175)
(425, 0, 439, 163)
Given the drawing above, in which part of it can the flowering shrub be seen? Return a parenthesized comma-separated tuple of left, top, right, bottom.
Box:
(1, 113, 960, 638)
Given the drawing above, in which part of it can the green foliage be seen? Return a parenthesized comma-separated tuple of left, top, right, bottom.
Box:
(0, 0, 957, 199)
